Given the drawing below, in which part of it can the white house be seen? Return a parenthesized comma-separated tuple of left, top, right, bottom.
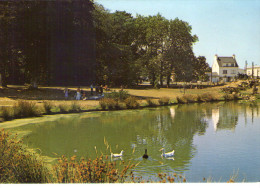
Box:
(211, 54, 244, 82)
(246, 66, 260, 78)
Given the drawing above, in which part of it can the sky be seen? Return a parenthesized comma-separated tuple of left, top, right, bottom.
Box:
(94, 0, 260, 68)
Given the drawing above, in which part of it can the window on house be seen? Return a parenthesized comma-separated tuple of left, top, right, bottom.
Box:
(223, 70, 227, 74)
(231, 70, 236, 74)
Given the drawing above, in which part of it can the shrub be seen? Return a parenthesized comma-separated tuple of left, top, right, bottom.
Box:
(104, 90, 129, 101)
(58, 104, 68, 113)
(0, 107, 13, 121)
(53, 155, 137, 183)
(158, 97, 170, 105)
(223, 93, 239, 101)
(145, 98, 157, 107)
(99, 99, 107, 110)
(13, 100, 38, 118)
(0, 129, 50, 183)
(70, 102, 81, 112)
(124, 97, 139, 109)
(176, 94, 196, 104)
(106, 99, 117, 110)
(199, 93, 217, 102)
(43, 101, 53, 114)
(99, 98, 120, 110)
(176, 96, 187, 104)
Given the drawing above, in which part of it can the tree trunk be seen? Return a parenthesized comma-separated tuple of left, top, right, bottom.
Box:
(0, 71, 8, 87)
(160, 74, 163, 87)
(166, 74, 171, 88)
(151, 73, 155, 87)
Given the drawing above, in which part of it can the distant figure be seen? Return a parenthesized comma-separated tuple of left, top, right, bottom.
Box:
(64, 87, 69, 99)
(75, 87, 81, 100)
(82, 92, 87, 100)
(95, 85, 99, 95)
(104, 85, 108, 91)
(100, 85, 103, 95)
(90, 84, 94, 96)
(120, 85, 124, 91)
(143, 149, 148, 159)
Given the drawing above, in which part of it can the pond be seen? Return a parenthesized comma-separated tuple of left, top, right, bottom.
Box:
(4, 102, 260, 182)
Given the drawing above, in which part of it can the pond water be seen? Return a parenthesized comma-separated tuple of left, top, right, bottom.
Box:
(6, 102, 260, 182)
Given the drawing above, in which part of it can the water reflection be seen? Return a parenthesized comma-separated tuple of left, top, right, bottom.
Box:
(9, 102, 260, 181)
(210, 102, 260, 131)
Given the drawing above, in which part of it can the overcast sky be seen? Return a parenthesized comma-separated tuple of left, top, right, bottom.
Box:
(95, 0, 260, 68)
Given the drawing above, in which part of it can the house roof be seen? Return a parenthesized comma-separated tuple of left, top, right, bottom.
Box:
(216, 57, 238, 67)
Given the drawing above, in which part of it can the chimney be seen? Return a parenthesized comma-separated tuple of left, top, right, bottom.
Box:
(215, 54, 218, 60)
(232, 54, 236, 59)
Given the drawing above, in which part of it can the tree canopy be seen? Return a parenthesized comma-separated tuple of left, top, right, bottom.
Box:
(0, 1, 208, 87)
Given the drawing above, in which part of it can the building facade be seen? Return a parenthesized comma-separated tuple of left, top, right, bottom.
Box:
(246, 66, 260, 78)
(211, 54, 244, 82)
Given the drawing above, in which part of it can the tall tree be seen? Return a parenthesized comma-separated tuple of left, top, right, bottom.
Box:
(0, 2, 22, 87)
(192, 56, 211, 81)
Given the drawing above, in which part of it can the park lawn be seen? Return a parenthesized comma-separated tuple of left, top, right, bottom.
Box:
(0, 81, 258, 114)
(124, 86, 224, 99)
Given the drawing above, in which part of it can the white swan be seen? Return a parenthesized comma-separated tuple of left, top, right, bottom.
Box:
(111, 150, 124, 158)
(160, 148, 174, 158)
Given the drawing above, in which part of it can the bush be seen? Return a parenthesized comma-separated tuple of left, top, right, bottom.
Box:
(99, 99, 107, 110)
(58, 104, 68, 113)
(104, 90, 129, 101)
(199, 93, 217, 102)
(43, 101, 53, 114)
(124, 97, 139, 109)
(158, 97, 170, 105)
(176, 94, 196, 104)
(70, 102, 81, 112)
(0, 107, 13, 121)
(99, 98, 120, 110)
(223, 93, 240, 101)
(0, 129, 50, 183)
(13, 100, 38, 118)
(53, 154, 138, 183)
(145, 98, 157, 107)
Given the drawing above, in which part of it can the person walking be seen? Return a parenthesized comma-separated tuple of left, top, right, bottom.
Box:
(90, 84, 93, 96)
(100, 85, 103, 95)
(75, 87, 81, 100)
(64, 87, 69, 99)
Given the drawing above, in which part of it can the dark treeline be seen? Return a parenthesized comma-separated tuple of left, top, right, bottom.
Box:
(0, 1, 210, 88)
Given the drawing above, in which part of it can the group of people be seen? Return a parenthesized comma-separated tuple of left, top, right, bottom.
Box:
(64, 84, 109, 100)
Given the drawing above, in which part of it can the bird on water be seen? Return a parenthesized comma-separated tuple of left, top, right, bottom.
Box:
(143, 149, 148, 159)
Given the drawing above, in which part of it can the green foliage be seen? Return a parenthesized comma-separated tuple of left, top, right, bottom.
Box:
(124, 96, 139, 109)
(43, 101, 53, 114)
(192, 56, 211, 81)
(223, 94, 240, 101)
(0, 129, 50, 183)
(176, 94, 196, 104)
(177, 93, 218, 104)
(104, 90, 129, 101)
(58, 104, 68, 113)
(198, 93, 217, 102)
(53, 155, 137, 183)
(13, 100, 38, 118)
(158, 97, 170, 105)
(70, 102, 81, 112)
(0, 107, 13, 121)
(145, 98, 157, 107)
(99, 98, 121, 110)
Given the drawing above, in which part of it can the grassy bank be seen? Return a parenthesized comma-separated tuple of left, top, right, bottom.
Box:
(1, 81, 259, 122)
